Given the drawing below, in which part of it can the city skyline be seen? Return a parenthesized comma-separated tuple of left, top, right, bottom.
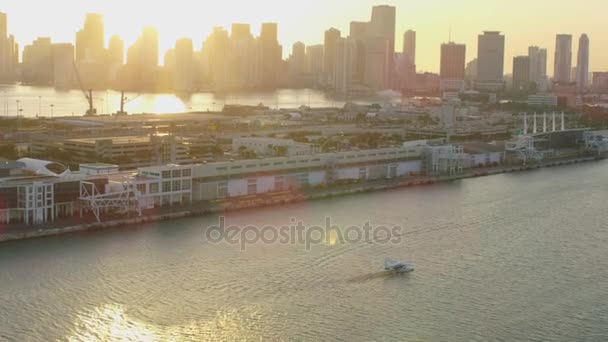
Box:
(0, 0, 606, 74)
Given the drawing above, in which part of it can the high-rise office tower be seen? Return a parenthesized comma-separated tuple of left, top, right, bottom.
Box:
(0, 12, 6, 76)
(289, 42, 306, 77)
(22, 37, 54, 84)
(323, 28, 341, 87)
(126, 26, 159, 90)
(576, 34, 589, 89)
(0, 12, 18, 80)
(202, 27, 230, 89)
(476, 31, 505, 91)
(440, 42, 466, 80)
(440, 42, 466, 91)
(512, 56, 531, 92)
(52, 43, 75, 88)
(107, 35, 124, 66)
(258, 22, 282, 88)
(349, 21, 367, 83)
(465, 59, 478, 80)
(229, 23, 256, 88)
(399, 30, 416, 90)
(364, 5, 396, 90)
(174, 38, 194, 92)
(140, 27, 159, 70)
(76, 13, 105, 62)
(334, 37, 356, 94)
(349, 22, 367, 39)
(554, 34, 572, 84)
(403, 30, 416, 66)
(306, 44, 324, 85)
(528, 46, 547, 90)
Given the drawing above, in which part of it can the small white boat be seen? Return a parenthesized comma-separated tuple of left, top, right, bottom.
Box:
(384, 258, 415, 273)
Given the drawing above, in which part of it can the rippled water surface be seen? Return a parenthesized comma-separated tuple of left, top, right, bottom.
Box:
(1, 161, 608, 341)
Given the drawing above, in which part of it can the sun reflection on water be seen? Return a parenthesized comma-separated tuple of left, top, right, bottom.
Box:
(66, 304, 266, 341)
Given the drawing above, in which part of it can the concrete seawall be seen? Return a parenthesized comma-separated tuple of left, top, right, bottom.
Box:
(0, 156, 602, 243)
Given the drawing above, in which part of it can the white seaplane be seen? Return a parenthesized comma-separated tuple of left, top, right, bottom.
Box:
(384, 258, 415, 273)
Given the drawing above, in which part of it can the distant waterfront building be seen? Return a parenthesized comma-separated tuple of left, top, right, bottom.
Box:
(364, 5, 396, 90)
(0, 12, 19, 80)
(528, 46, 547, 90)
(403, 30, 416, 66)
(174, 38, 194, 92)
(592, 72, 608, 92)
(289, 41, 306, 83)
(323, 27, 341, 88)
(52, 43, 75, 88)
(107, 35, 124, 66)
(202, 27, 231, 90)
(400, 30, 416, 89)
(305, 44, 324, 85)
(334, 37, 357, 94)
(76, 13, 105, 63)
(229, 23, 256, 89)
(126, 26, 160, 90)
(107, 35, 124, 83)
(576, 34, 589, 89)
(465, 58, 478, 80)
(22, 37, 53, 85)
(554, 34, 573, 84)
(512, 56, 531, 92)
(258, 22, 282, 88)
(476, 31, 505, 91)
(349, 21, 367, 83)
(440, 42, 466, 91)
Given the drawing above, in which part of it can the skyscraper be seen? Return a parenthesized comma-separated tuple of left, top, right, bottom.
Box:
(476, 31, 505, 91)
(512, 56, 531, 92)
(349, 21, 367, 83)
(440, 42, 466, 80)
(258, 22, 282, 88)
(289, 42, 306, 78)
(528, 46, 547, 90)
(399, 30, 417, 90)
(402, 30, 416, 66)
(22, 37, 53, 84)
(174, 38, 194, 92)
(334, 37, 356, 94)
(305, 44, 324, 85)
(554, 34, 572, 84)
(76, 13, 105, 62)
(202, 27, 230, 89)
(0, 12, 18, 80)
(0, 12, 6, 76)
(107, 35, 124, 66)
(126, 26, 159, 90)
(440, 42, 466, 91)
(364, 5, 396, 90)
(229, 23, 256, 89)
(576, 34, 589, 89)
(323, 28, 341, 87)
(52, 43, 75, 88)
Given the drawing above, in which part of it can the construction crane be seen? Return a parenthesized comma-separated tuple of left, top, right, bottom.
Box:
(72, 62, 97, 116)
(114, 91, 141, 116)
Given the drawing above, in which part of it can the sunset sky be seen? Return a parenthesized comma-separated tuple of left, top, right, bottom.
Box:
(2, 0, 607, 73)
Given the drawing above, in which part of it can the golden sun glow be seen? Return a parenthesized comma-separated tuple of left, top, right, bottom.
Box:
(2, 0, 608, 72)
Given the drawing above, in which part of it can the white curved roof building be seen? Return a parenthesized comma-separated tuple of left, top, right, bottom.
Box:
(17, 158, 70, 177)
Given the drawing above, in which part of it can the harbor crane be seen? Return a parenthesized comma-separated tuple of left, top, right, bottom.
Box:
(114, 91, 141, 116)
(72, 62, 97, 116)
